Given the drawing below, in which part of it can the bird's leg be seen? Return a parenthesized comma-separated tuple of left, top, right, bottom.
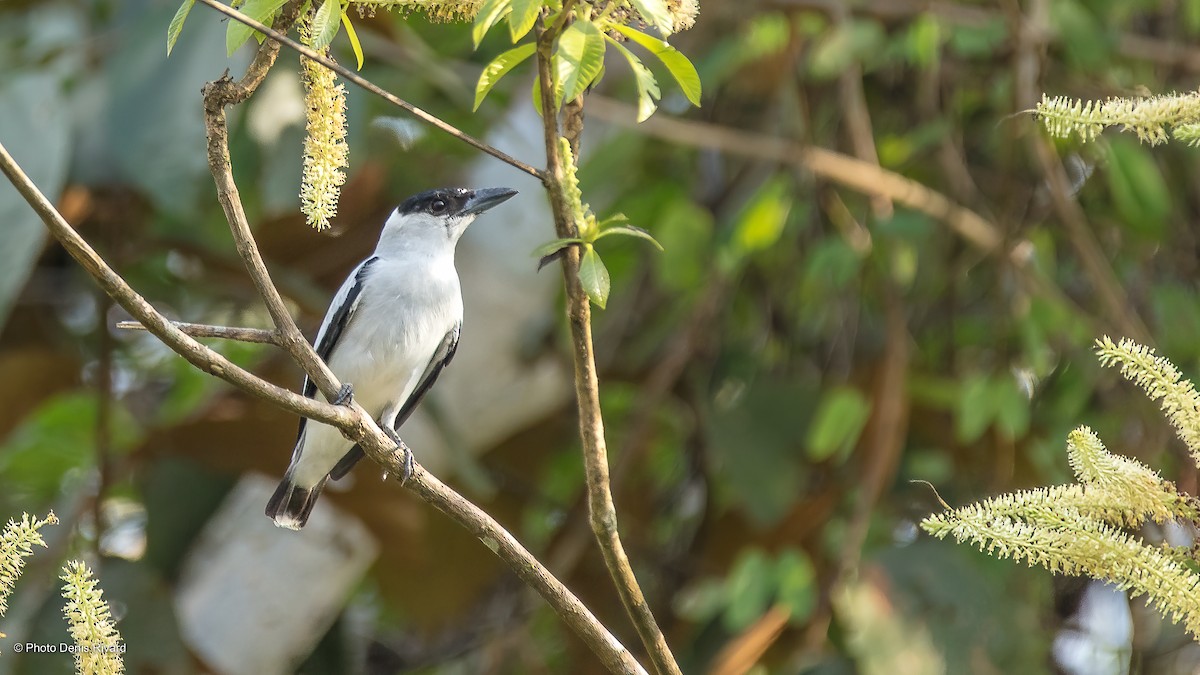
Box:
(332, 383, 354, 406)
(382, 425, 414, 484)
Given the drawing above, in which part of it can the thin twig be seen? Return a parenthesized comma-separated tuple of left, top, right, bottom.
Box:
(535, 15, 681, 675)
(116, 320, 280, 345)
(0, 141, 355, 429)
(0, 138, 646, 675)
(194, 0, 544, 180)
(195, 7, 645, 671)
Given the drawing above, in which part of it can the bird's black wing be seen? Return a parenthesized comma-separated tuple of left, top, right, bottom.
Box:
(294, 256, 379, 443)
(328, 323, 461, 480)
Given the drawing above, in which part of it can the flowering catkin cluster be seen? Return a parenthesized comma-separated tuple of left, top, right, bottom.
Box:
(923, 338, 1200, 639)
(299, 16, 349, 231)
(61, 561, 125, 675)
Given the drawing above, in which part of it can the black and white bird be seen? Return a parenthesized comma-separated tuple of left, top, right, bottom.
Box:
(266, 186, 518, 530)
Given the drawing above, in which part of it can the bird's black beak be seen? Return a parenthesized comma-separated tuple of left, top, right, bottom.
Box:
(463, 187, 518, 215)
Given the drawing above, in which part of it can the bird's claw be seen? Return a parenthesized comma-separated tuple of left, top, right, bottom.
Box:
(382, 426, 414, 484)
(333, 383, 354, 406)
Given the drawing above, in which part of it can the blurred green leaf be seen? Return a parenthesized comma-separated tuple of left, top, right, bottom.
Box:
(956, 374, 992, 443)
(776, 549, 816, 621)
(991, 376, 1030, 441)
(904, 14, 941, 67)
(1106, 136, 1171, 238)
(474, 42, 537, 110)
(806, 386, 871, 462)
(1049, 0, 1111, 68)
(946, 18, 1007, 58)
(724, 549, 774, 631)
(0, 393, 142, 511)
(579, 245, 611, 309)
(167, 0, 195, 56)
(654, 200, 713, 292)
(731, 178, 792, 258)
(807, 20, 884, 79)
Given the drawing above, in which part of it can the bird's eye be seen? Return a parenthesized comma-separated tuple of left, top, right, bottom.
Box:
(430, 199, 448, 214)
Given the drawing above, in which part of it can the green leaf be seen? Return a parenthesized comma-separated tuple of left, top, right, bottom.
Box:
(509, 0, 542, 42)
(1106, 136, 1171, 238)
(341, 10, 364, 70)
(473, 0, 513, 49)
(626, 0, 673, 34)
(556, 20, 606, 107)
(474, 42, 537, 111)
(225, 0, 289, 56)
(167, 0, 195, 56)
(956, 374, 992, 443)
(724, 550, 774, 631)
(806, 387, 871, 462)
(612, 25, 701, 106)
(594, 224, 664, 250)
(608, 37, 660, 122)
(732, 178, 791, 255)
(776, 549, 816, 621)
(310, 0, 343, 51)
(533, 237, 583, 259)
(578, 245, 611, 309)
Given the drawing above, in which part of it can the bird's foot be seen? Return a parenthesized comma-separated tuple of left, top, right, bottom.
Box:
(382, 426, 414, 484)
(333, 383, 354, 406)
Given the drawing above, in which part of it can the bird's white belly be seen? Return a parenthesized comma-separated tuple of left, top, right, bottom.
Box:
(291, 294, 456, 487)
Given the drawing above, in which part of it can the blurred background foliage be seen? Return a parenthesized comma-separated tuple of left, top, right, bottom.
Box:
(3, 0, 1200, 673)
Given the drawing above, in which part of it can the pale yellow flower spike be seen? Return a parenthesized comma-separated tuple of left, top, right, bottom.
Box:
(0, 512, 58, 620)
(1036, 91, 1200, 146)
(1096, 337, 1200, 467)
(60, 561, 125, 675)
(927, 509, 1200, 636)
(299, 16, 349, 231)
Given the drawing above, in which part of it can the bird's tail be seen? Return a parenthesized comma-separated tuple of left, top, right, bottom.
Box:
(265, 476, 328, 530)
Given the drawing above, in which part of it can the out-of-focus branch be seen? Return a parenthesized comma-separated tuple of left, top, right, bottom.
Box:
(775, 0, 1200, 73)
(585, 97, 1098, 332)
(535, 15, 681, 675)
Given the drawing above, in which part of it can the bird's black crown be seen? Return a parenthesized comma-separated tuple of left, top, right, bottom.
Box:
(397, 188, 474, 218)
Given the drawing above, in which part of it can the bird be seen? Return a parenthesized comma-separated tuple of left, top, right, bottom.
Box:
(266, 186, 518, 530)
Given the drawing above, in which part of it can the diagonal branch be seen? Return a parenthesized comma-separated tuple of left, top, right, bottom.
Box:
(535, 16, 682, 675)
(0, 138, 646, 675)
(194, 0, 543, 180)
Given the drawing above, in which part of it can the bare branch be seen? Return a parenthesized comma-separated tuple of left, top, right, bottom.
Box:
(194, 0, 544, 180)
(0, 137, 647, 675)
(535, 16, 682, 675)
(0, 140, 354, 431)
(116, 320, 280, 345)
